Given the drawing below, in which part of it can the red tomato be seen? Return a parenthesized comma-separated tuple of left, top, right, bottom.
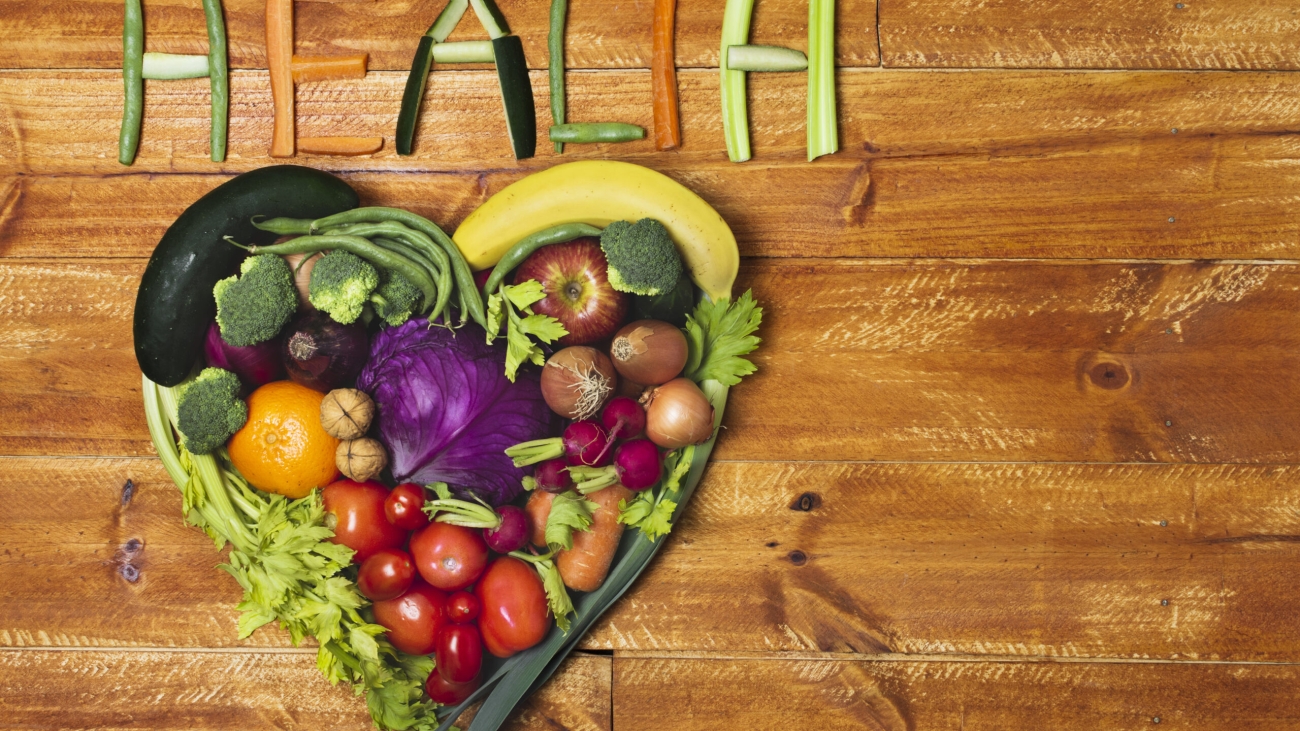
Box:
(435, 623, 483, 684)
(322, 479, 406, 562)
(446, 591, 481, 624)
(475, 557, 550, 658)
(357, 548, 416, 602)
(385, 483, 430, 531)
(371, 580, 448, 655)
(426, 671, 478, 705)
(409, 523, 488, 591)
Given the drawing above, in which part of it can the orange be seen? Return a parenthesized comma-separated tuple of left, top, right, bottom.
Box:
(228, 381, 340, 498)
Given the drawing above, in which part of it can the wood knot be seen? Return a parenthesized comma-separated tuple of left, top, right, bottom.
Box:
(788, 550, 808, 566)
(120, 479, 135, 505)
(790, 492, 821, 512)
(119, 564, 140, 583)
(1088, 361, 1130, 390)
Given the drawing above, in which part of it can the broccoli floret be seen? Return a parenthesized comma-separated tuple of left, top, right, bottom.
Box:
(370, 270, 422, 327)
(309, 251, 379, 325)
(176, 368, 247, 454)
(599, 218, 684, 297)
(214, 254, 297, 347)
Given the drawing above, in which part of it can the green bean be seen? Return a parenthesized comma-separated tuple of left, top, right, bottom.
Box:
(548, 0, 568, 154)
(252, 216, 314, 236)
(482, 222, 603, 295)
(325, 222, 453, 323)
(203, 0, 229, 162)
(371, 237, 450, 322)
(309, 207, 486, 329)
(119, 0, 144, 166)
(236, 235, 439, 313)
(548, 123, 645, 144)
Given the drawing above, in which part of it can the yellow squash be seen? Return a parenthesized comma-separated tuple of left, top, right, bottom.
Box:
(453, 160, 740, 302)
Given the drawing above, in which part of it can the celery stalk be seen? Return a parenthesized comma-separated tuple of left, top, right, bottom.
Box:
(806, 0, 838, 160)
(141, 52, 210, 80)
(727, 44, 808, 72)
(719, 0, 755, 163)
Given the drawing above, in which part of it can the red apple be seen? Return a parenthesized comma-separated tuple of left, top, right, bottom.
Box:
(513, 238, 629, 346)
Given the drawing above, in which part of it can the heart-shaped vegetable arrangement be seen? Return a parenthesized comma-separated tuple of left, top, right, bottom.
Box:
(135, 161, 761, 731)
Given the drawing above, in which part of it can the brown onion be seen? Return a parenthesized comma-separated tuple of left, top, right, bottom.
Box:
(541, 346, 617, 420)
(610, 320, 688, 386)
(643, 377, 714, 448)
(283, 250, 322, 309)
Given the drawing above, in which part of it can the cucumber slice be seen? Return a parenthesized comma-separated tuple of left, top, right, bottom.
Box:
(492, 35, 536, 160)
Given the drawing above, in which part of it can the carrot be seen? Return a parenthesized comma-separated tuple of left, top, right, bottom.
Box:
(266, 0, 295, 157)
(296, 136, 383, 156)
(291, 54, 368, 84)
(556, 485, 631, 592)
(651, 0, 681, 151)
(526, 490, 555, 549)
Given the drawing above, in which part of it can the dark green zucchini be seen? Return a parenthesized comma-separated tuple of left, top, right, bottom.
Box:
(492, 35, 536, 160)
(133, 165, 359, 386)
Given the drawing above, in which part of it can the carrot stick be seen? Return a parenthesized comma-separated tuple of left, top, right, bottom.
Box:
(266, 0, 295, 157)
(527, 490, 555, 549)
(556, 485, 631, 592)
(651, 0, 681, 151)
(291, 54, 368, 84)
(296, 136, 383, 156)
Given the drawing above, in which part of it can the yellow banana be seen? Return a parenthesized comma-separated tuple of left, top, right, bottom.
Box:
(453, 160, 740, 302)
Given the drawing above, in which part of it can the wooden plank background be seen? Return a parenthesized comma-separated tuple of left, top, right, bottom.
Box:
(4, 0, 1300, 728)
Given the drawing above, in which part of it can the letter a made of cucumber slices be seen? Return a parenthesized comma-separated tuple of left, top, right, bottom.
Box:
(454, 160, 740, 302)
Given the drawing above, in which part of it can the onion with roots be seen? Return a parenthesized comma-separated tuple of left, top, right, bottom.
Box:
(643, 377, 715, 448)
(541, 346, 617, 420)
(610, 320, 688, 386)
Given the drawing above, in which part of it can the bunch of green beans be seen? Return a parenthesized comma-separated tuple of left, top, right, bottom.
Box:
(252, 207, 485, 328)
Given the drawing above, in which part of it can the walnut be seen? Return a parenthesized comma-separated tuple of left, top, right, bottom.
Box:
(337, 438, 387, 483)
(320, 388, 374, 440)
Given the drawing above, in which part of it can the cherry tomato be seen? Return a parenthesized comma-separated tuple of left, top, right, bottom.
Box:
(435, 623, 483, 684)
(371, 579, 448, 655)
(357, 548, 416, 602)
(475, 557, 550, 658)
(322, 479, 406, 562)
(385, 483, 430, 531)
(426, 670, 478, 705)
(446, 591, 481, 624)
(409, 523, 488, 592)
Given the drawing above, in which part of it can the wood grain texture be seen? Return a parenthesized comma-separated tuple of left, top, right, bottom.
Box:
(6, 68, 1300, 175)
(613, 656, 1300, 730)
(880, 0, 1300, 70)
(8, 133, 1300, 261)
(7, 457, 1300, 661)
(0, 648, 610, 731)
(0, 0, 878, 71)
(6, 258, 1300, 463)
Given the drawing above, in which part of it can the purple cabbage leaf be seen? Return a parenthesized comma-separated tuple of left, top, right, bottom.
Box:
(357, 319, 557, 506)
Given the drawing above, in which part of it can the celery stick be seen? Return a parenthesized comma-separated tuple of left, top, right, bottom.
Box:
(719, 0, 755, 163)
(807, 0, 838, 160)
(727, 44, 807, 72)
(141, 52, 210, 80)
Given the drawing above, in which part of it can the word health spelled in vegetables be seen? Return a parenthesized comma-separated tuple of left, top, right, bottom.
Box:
(133, 162, 762, 731)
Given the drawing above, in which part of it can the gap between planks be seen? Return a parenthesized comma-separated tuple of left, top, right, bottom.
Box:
(3, 646, 1298, 668)
(9, 66, 1300, 74)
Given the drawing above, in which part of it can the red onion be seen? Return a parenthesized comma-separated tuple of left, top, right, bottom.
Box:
(282, 311, 369, 392)
(204, 320, 284, 390)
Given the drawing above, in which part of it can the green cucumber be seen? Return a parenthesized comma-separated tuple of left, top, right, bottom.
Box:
(133, 166, 359, 386)
(492, 35, 536, 160)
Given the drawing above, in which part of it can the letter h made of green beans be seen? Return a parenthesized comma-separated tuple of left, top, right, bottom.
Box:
(119, 0, 229, 165)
